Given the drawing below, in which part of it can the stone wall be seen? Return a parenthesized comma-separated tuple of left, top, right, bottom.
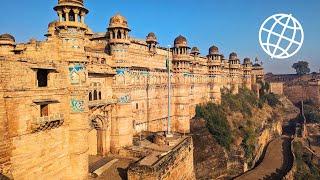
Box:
(269, 82, 283, 95)
(127, 136, 195, 180)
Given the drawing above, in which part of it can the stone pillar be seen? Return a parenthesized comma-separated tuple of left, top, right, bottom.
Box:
(173, 75, 190, 133)
(64, 8, 70, 22)
(73, 9, 80, 22)
(80, 11, 86, 24)
(57, 10, 63, 22)
(110, 102, 133, 153)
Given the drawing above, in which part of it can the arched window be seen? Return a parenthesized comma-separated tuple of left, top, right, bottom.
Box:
(89, 92, 92, 101)
(69, 10, 75, 21)
(99, 91, 102, 100)
(117, 30, 121, 39)
(93, 90, 98, 100)
(112, 31, 116, 39)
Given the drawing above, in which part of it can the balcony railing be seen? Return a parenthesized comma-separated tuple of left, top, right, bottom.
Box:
(31, 114, 64, 132)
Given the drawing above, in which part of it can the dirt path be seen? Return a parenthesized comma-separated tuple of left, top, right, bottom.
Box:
(235, 136, 293, 180)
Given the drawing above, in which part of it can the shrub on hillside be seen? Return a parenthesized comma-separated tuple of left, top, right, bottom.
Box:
(196, 103, 232, 149)
(260, 93, 280, 107)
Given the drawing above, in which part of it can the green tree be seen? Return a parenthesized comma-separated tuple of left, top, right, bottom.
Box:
(292, 61, 311, 75)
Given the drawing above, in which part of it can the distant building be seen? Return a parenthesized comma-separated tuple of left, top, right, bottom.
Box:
(265, 73, 320, 104)
(0, 0, 264, 179)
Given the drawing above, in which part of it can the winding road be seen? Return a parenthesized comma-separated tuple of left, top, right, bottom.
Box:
(235, 136, 293, 180)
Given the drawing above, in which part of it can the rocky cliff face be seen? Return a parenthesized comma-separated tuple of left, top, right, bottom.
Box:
(191, 96, 299, 179)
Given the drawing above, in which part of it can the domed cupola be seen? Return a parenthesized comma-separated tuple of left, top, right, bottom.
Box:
(229, 52, 238, 60)
(172, 35, 190, 55)
(107, 13, 131, 45)
(209, 45, 219, 55)
(108, 14, 130, 30)
(146, 32, 157, 44)
(229, 52, 241, 72)
(174, 35, 188, 48)
(243, 57, 252, 65)
(0, 33, 15, 55)
(207, 45, 222, 62)
(0, 34, 15, 46)
(190, 47, 200, 56)
(146, 32, 157, 53)
(54, 0, 89, 28)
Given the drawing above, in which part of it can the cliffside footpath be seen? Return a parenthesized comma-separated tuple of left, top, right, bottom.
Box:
(191, 88, 299, 179)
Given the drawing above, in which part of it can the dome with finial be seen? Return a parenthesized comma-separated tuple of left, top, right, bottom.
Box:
(191, 47, 200, 55)
(229, 52, 238, 60)
(146, 32, 157, 43)
(209, 45, 219, 55)
(108, 13, 130, 30)
(0, 33, 15, 45)
(174, 35, 188, 47)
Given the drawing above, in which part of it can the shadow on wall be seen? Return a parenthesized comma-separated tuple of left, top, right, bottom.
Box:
(0, 173, 10, 180)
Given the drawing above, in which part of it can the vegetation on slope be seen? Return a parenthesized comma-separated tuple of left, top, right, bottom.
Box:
(293, 141, 320, 179)
(298, 100, 320, 123)
(195, 87, 281, 160)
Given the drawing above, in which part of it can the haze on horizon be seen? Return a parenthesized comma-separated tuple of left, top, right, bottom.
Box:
(0, 0, 319, 74)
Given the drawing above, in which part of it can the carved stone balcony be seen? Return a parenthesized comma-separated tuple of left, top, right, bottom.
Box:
(31, 114, 64, 132)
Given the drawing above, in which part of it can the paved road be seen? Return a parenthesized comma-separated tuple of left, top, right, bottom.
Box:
(235, 136, 293, 180)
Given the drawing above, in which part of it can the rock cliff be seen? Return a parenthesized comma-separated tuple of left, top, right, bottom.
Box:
(191, 95, 299, 179)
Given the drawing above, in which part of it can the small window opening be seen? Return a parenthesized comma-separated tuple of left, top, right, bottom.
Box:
(37, 69, 48, 87)
(93, 90, 98, 100)
(136, 103, 139, 110)
(89, 92, 92, 101)
(69, 10, 75, 21)
(40, 104, 49, 117)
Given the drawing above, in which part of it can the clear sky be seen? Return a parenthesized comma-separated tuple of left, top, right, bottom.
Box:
(1, 0, 319, 74)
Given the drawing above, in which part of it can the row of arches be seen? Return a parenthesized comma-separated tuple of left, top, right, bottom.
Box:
(89, 90, 102, 101)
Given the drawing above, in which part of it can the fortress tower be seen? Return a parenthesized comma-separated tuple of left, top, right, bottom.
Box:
(229, 52, 241, 93)
(243, 58, 253, 90)
(146, 32, 158, 54)
(107, 14, 131, 67)
(171, 35, 191, 133)
(207, 45, 223, 103)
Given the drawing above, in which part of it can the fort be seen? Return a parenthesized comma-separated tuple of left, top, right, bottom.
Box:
(0, 0, 264, 179)
(266, 73, 320, 105)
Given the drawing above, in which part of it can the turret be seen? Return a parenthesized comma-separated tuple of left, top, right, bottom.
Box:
(243, 57, 253, 89)
(171, 35, 191, 73)
(107, 14, 131, 45)
(146, 32, 157, 54)
(53, 0, 90, 32)
(190, 47, 200, 57)
(0, 34, 15, 55)
(207, 45, 223, 75)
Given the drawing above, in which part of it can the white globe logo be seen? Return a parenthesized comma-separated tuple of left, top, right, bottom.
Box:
(259, 13, 304, 59)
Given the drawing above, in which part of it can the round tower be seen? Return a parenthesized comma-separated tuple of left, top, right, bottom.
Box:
(107, 14, 131, 45)
(172, 35, 191, 73)
(107, 14, 131, 66)
(243, 58, 253, 89)
(146, 32, 157, 54)
(0, 34, 15, 55)
(207, 45, 223, 103)
(207, 45, 223, 75)
(228, 52, 241, 93)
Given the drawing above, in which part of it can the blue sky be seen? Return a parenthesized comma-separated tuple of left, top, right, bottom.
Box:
(1, 0, 319, 73)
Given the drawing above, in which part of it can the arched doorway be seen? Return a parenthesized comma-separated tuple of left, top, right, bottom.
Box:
(88, 115, 106, 156)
